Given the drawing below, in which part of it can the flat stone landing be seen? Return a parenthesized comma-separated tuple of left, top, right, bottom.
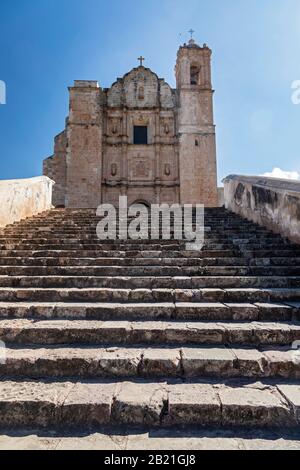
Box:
(0, 428, 300, 450)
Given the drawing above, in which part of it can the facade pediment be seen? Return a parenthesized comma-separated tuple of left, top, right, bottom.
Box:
(107, 66, 175, 109)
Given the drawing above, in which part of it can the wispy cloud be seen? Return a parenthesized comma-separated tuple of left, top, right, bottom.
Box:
(262, 167, 300, 180)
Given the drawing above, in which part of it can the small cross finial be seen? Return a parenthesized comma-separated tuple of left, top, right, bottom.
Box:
(188, 29, 195, 39)
(138, 56, 145, 67)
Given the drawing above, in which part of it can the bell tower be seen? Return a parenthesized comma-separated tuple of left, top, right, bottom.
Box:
(176, 38, 218, 206)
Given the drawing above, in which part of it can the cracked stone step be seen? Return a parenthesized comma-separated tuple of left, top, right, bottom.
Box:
(0, 276, 299, 289)
(1, 257, 300, 267)
(0, 257, 254, 267)
(1, 345, 300, 379)
(166, 383, 296, 427)
(0, 319, 299, 346)
(1, 265, 300, 277)
(0, 236, 285, 245)
(0, 301, 297, 321)
(0, 380, 298, 428)
(0, 243, 287, 251)
(0, 249, 242, 259)
(0, 244, 292, 253)
(0, 287, 298, 304)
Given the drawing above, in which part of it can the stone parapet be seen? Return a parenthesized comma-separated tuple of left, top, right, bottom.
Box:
(0, 176, 54, 228)
(223, 174, 300, 244)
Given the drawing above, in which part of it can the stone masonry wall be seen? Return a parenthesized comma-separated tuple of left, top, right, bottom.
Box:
(43, 131, 67, 207)
(66, 81, 103, 208)
(176, 42, 218, 207)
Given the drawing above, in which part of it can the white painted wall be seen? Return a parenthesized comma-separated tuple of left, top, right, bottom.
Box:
(0, 176, 54, 228)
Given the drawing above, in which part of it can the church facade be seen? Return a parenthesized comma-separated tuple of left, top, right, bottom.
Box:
(43, 38, 218, 208)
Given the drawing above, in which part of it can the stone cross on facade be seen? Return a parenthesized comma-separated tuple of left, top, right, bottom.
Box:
(138, 56, 145, 67)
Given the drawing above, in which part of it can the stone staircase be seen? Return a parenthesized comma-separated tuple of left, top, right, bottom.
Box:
(0, 207, 299, 431)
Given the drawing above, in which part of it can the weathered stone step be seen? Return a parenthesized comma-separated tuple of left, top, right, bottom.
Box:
(22, 224, 236, 230)
(0, 246, 294, 257)
(0, 249, 241, 258)
(0, 301, 298, 322)
(1, 257, 300, 268)
(0, 231, 282, 239)
(1, 319, 300, 346)
(1, 226, 277, 234)
(0, 233, 286, 241)
(4, 214, 246, 222)
(243, 250, 300, 258)
(1, 345, 300, 379)
(1, 243, 244, 252)
(3, 216, 259, 223)
(0, 275, 299, 288)
(1, 265, 300, 277)
(0, 257, 251, 267)
(0, 379, 298, 428)
(0, 287, 298, 304)
(2, 221, 279, 230)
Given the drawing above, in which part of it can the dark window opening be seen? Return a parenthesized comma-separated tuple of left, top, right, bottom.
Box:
(190, 66, 200, 85)
(134, 126, 148, 145)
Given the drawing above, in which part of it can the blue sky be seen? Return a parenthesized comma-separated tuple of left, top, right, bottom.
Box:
(0, 0, 300, 184)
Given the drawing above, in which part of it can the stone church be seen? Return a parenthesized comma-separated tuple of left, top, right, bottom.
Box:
(43, 38, 218, 208)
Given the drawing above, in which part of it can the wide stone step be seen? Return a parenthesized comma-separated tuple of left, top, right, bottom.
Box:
(0, 232, 283, 240)
(1, 244, 243, 252)
(0, 379, 298, 428)
(4, 224, 257, 232)
(0, 249, 241, 258)
(0, 301, 298, 321)
(0, 287, 299, 304)
(1, 319, 300, 346)
(0, 257, 251, 267)
(0, 239, 289, 247)
(0, 275, 298, 288)
(0, 265, 300, 277)
(1, 257, 300, 269)
(1, 345, 300, 379)
(1, 256, 300, 267)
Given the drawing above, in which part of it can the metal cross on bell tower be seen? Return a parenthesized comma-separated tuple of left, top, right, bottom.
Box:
(188, 29, 195, 39)
(137, 56, 145, 67)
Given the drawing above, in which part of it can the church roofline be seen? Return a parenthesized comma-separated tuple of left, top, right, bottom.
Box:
(109, 65, 167, 89)
(178, 39, 211, 52)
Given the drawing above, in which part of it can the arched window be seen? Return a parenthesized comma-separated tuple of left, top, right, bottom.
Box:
(190, 65, 200, 85)
(131, 200, 151, 209)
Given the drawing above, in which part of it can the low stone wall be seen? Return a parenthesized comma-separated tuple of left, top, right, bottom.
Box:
(218, 187, 224, 207)
(0, 176, 54, 228)
(223, 175, 300, 244)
